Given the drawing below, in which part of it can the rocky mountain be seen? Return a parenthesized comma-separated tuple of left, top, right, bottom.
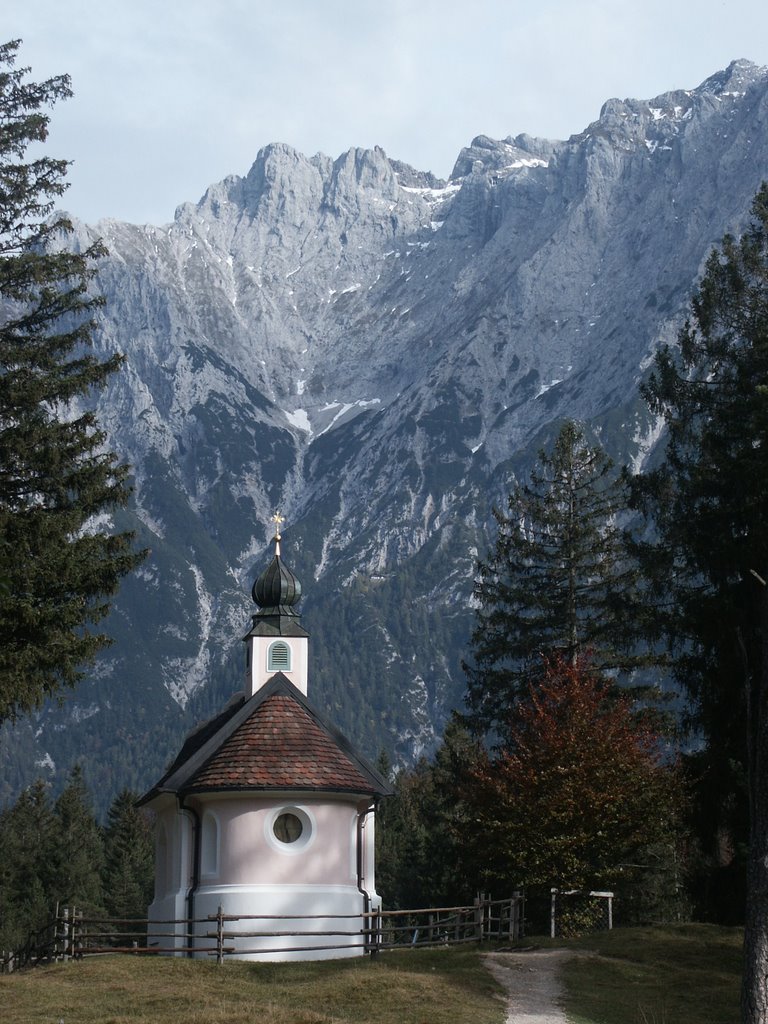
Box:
(3, 59, 768, 813)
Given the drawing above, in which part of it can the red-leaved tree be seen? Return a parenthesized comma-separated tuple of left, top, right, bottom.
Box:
(466, 658, 681, 897)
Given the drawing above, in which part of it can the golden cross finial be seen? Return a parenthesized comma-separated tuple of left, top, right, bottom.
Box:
(270, 511, 284, 556)
(271, 511, 285, 536)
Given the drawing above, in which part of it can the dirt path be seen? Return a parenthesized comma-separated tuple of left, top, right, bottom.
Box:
(483, 950, 572, 1024)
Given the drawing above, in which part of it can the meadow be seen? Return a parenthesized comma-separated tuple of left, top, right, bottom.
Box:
(0, 924, 743, 1024)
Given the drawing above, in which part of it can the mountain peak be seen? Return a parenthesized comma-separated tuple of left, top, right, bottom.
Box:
(697, 58, 768, 97)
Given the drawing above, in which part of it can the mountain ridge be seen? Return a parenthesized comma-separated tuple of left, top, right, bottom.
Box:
(3, 59, 768, 814)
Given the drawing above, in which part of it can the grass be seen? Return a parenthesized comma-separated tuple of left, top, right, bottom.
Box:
(0, 947, 506, 1024)
(0, 925, 744, 1024)
(551, 923, 743, 1024)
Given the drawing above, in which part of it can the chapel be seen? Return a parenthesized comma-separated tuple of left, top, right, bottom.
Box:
(140, 517, 390, 960)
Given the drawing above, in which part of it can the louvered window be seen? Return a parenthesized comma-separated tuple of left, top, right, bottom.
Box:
(268, 641, 291, 672)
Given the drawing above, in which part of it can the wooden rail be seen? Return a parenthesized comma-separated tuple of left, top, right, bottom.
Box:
(2, 894, 525, 970)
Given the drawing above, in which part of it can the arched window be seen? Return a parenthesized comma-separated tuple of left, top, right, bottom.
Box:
(267, 641, 291, 672)
(201, 811, 219, 877)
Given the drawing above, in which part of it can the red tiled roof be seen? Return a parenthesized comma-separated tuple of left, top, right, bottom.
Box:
(187, 693, 375, 792)
(138, 674, 391, 806)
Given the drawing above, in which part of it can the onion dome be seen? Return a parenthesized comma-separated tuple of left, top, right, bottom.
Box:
(252, 516, 302, 616)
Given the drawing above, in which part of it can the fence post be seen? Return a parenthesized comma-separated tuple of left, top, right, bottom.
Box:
(607, 894, 613, 931)
(510, 891, 521, 941)
(369, 906, 381, 959)
(52, 901, 59, 962)
(216, 905, 224, 965)
(474, 895, 482, 942)
(550, 889, 557, 939)
(61, 907, 70, 961)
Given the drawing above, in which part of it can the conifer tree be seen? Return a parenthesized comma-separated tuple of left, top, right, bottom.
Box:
(464, 420, 643, 735)
(631, 184, 768, 1024)
(51, 764, 104, 915)
(0, 40, 144, 720)
(102, 789, 154, 920)
(375, 722, 484, 909)
(375, 758, 433, 910)
(0, 778, 56, 948)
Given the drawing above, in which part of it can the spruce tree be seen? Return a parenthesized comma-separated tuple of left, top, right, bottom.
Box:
(51, 764, 105, 916)
(632, 184, 768, 1024)
(464, 420, 643, 735)
(375, 722, 483, 909)
(0, 779, 56, 948)
(0, 40, 143, 720)
(375, 758, 433, 910)
(102, 789, 154, 920)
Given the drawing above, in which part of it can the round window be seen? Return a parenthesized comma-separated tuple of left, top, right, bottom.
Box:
(265, 805, 315, 854)
(273, 811, 304, 844)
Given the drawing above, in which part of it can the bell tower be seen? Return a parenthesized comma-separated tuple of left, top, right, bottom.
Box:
(243, 514, 309, 697)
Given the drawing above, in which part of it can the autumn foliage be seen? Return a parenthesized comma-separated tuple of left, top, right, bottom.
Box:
(466, 657, 679, 893)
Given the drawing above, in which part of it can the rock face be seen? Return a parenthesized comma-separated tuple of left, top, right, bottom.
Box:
(5, 60, 768, 810)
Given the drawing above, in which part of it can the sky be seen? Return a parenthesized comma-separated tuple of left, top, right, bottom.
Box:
(5, 0, 768, 226)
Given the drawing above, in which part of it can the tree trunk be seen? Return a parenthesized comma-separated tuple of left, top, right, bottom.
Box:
(743, 807, 768, 1023)
(742, 582, 768, 1024)
(567, 461, 578, 665)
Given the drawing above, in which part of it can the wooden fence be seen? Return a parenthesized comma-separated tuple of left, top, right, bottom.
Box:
(1, 893, 524, 971)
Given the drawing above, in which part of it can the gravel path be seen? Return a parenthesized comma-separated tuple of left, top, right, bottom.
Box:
(483, 950, 572, 1024)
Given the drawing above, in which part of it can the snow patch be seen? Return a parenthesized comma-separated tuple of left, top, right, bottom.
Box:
(535, 379, 563, 398)
(135, 504, 165, 539)
(315, 399, 381, 438)
(285, 408, 312, 434)
(70, 703, 100, 723)
(165, 564, 214, 706)
(629, 415, 666, 474)
(78, 511, 114, 537)
(501, 157, 549, 171)
(400, 182, 462, 203)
